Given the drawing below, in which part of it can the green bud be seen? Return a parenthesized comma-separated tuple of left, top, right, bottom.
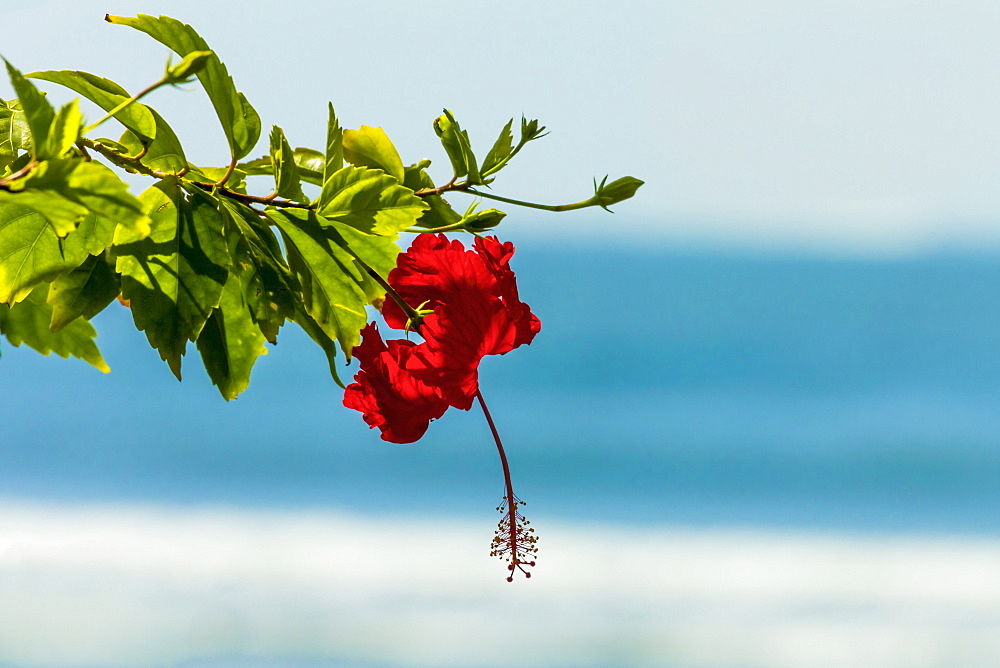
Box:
(462, 208, 507, 232)
(593, 175, 644, 211)
(164, 50, 214, 84)
(520, 116, 548, 142)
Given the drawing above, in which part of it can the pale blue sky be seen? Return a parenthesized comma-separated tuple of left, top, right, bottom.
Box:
(6, 1, 1000, 253)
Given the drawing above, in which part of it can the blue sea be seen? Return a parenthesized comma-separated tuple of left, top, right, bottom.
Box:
(4, 247, 1000, 666)
(5, 247, 1000, 531)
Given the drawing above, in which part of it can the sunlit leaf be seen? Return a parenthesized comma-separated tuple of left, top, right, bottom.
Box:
(317, 165, 428, 237)
(0, 99, 31, 169)
(4, 60, 54, 159)
(28, 70, 157, 138)
(28, 69, 187, 174)
(342, 125, 405, 182)
(3, 158, 151, 237)
(115, 106, 187, 174)
(269, 125, 306, 203)
(106, 14, 261, 160)
(46, 99, 83, 157)
(0, 202, 87, 304)
(317, 104, 344, 209)
(433, 109, 480, 184)
(481, 118, 514, 176)
(0, 283, 109, 372)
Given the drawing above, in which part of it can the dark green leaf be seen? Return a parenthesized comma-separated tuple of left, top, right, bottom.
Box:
(196, 259, 267, 401)
(216, 196, 343, 385)
(114, 177, 229, 378)
(47, 253, 121, 331)
(0, 283, 109, 372)
(215, 196, 289, 343)
(317, 165, 427, 237)
(342, 125, 405, 182)
(269, 125, 306, 203)
(481, 118, 514, 176)
(4, 60, 54, 159)
(106, 14, 261, 160)
(267, 208, 369, 357)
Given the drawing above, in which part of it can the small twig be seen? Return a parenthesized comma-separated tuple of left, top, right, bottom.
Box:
(414, 176, 464, 198)
(0, 159, 39, 188)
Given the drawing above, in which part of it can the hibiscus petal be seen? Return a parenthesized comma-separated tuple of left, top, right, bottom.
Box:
(343, 323, 450, 443)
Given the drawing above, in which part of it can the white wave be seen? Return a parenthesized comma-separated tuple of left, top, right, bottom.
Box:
(1, 499, 1000, 667)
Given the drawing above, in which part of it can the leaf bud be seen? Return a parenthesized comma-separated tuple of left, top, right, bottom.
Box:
(164, 50, 214, 84)
(520, 116, 548, 142)
(462, 208, 506, 232)
(592, 175, 644, 211)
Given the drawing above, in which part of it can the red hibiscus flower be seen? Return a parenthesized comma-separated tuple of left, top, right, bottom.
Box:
(342, 322, 449, 444)
(382, 234, 541, 409)
(342, 234, 540, 580)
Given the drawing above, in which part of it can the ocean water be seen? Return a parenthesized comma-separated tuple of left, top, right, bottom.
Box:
(4, 246, 1000, 665)
(4, 247, 1000, 532)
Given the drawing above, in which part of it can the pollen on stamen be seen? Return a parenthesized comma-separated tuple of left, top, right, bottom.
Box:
(490, 494, 539, 581)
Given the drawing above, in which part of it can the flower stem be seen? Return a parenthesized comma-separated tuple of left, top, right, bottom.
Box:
(464, 188, 595, 212)
(478, 389, 536, 580)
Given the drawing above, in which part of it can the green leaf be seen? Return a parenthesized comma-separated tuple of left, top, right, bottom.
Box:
(4, 60, 54, 159)
(0, 99, 31, 169)
(215, 196, 289, 343)
(115, 107, 187, 174)
(267, 208, 369, 357)
(433, 109, 480, 184)
(28, 70, 187, 174)
(403, 163, 462, 229)
(106, 14, 261, 160)
(46, 253, 121, 331)
(327, 223, 400, 304)
(28, 70, 157, 139)
(114, 177, 229, 378)
(481, 118, 514, 176)
(317, 165, 428, 237)
(46, 99, 83, 158)
(268, 125, 306, 203)
(342, 125, 405, 182)
(0, 202, 89, 304)
(196, 258, 267, 401)
(317, 104, 344, 209)
(0, 283, 109, 372)
(239, 147, 324, 187)
(4, 158, 152, 237)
